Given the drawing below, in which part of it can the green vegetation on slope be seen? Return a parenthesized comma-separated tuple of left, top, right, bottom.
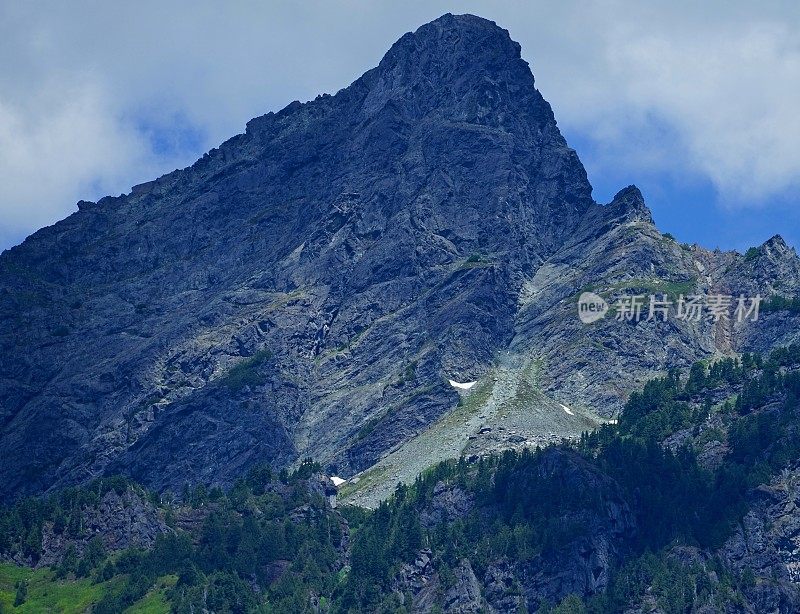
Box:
(1, 344, 799, 612)
(0, 563, 125, 613)
(340, 342, 800, 611)
(762, 294, 800, 314)
(219, 349, 273, 392)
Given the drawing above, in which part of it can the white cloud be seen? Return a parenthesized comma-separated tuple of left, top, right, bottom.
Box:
(0, 75, 153, 235)
(476, 1, 800, 207)
(597, 17, 800, 204)
(0, 1, 798, 248)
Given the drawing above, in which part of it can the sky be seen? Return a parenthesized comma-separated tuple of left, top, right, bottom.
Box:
(1, 1, 799, 252)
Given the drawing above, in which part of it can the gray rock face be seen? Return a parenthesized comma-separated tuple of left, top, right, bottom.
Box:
(418, 481, 474, 529)
(391, 548, 440, 612)
(720, 469, 800, 612)
(3, 487, 167, 568)
(483, 559, 526, 613)
(0, 13, 798, 501)
(514, 448, 636, 608)
(442, 559, 485, 613)
(388, 448, 635, 612)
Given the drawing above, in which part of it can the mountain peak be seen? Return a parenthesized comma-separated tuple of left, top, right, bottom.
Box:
(607, 185, 654, 224)
(759, 234, 795, 259)
(381, 13, 522, 69)
(16, 14, 787, 504)
(763, 234, 789, 250)
(361, 13, 549, 127)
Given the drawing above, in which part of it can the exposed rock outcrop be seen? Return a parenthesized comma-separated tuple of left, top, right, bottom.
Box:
(720, 468, 800, 611)
(2, 486, 168, 568)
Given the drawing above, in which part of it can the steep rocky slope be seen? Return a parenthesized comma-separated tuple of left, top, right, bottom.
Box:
(2, 346, 800, 612)
(335, 347, 800, 613)
(1, 13, 799, 502)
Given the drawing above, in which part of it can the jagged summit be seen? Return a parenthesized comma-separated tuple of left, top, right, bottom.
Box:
(378, 13, 525, 77)
(244, 13, 563, 163)
(607, 185, 654, 224)
(761, 234, 792, 253)
(366, 14, 555, 133)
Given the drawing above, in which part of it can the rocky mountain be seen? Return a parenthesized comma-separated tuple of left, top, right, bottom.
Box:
(1, 13, 799, 504)
(3, 344, 800, 612)
(333, 345, 800, 612)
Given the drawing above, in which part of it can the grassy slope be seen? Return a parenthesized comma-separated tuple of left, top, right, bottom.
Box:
(0, 563, 174, 614)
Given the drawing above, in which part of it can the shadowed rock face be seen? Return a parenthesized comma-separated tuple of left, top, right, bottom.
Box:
(1, 486, 168, 569)
(0, 13, 798, 501)
(389, 448, 636, 612)
(516, 449, 636, 603)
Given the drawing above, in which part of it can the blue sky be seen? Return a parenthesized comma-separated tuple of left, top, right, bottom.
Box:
(1, 1, 798, 252)
(566, 128, 800, 251)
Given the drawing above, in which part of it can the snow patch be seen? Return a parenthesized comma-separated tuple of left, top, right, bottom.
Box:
(330, 476, 346, 486)
(559, 403, 575, 416)
(448, 379, 477, 390)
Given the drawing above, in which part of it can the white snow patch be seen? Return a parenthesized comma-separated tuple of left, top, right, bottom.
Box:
(559, 403, 575, 416)
(330, 476, 346, 487)
(448, 379, 477, 390)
